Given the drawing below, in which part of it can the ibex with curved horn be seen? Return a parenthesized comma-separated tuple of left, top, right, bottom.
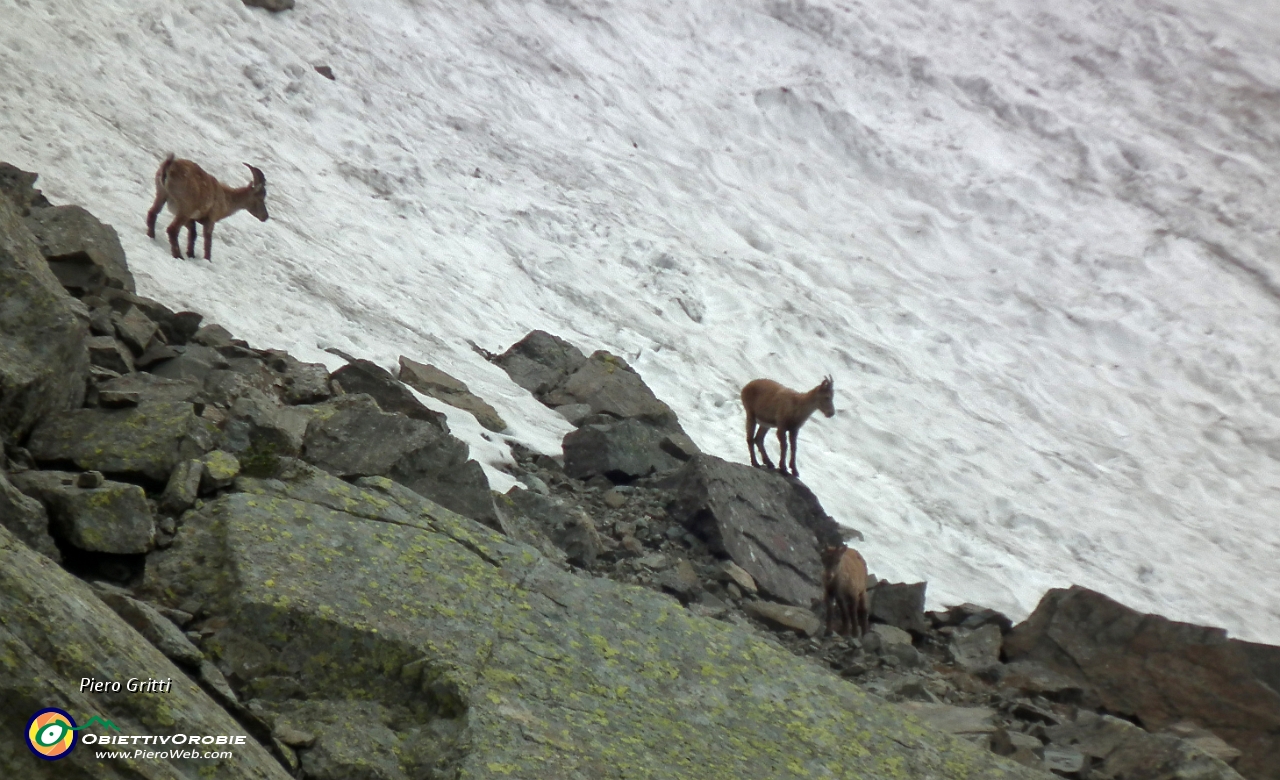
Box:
(145, 154, 269, 260)
(740, 375, 834, 477)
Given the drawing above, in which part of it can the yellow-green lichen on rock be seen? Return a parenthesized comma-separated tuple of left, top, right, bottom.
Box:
(140, 468, 1050, 780)
(0, 524, 291, 779)
(26, 402, 217, 482)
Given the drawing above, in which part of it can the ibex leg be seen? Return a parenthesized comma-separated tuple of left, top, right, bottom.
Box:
(165, 218, 184, 259)
(754, 426, 774, 469)
(146, 194, 167, 239)
(201, 220, 215, 261)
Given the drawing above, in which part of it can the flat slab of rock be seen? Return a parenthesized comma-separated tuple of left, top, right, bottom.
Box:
(667, 454, 843, 606)
(399, 356, 507, 432)
(95, 372, 202, 406)
(12, 470, 155, 553)
(897, 702, 998, 736)
(27, 401, 217, 483)
(112, 305, 158, 354)
(743, 600, 823, 636)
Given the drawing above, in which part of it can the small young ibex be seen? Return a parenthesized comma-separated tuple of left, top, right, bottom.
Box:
(145, 154, 269, 260)
(821, 544, 870, 638)
(740, 376, 834, 477)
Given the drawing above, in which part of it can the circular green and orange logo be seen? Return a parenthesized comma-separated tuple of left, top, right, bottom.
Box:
(26, 709, 77, 760)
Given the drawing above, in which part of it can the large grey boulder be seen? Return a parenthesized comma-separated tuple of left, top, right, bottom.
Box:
(0, 191, 89, 444)
(23, 204, 134, 295)
(1004, 586, 1280, 780)
(137, 467, 1046, 780)
(27, 401, 218, 483)
(219, 389, 312, 458)
(562, 417, 690, 482)
(542, 351, 683, 432)
(301, 394, 495, 525)
(668, 454, 844, 606)
(12, 470, 155, 554)
(0, 468, 58, 559)
(492, 329, 587, 396)
(869, 580, 929, 635)
(0, 523, 292, 779)
(263, 351, 331, 405)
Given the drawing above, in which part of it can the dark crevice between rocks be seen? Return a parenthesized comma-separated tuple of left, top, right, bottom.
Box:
(54, 542, 146, 586)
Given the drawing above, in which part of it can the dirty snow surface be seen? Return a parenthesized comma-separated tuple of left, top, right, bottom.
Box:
(4, 0, 1280, 642)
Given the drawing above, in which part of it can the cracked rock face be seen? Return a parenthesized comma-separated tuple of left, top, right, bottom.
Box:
(0, 192, 89, 444)
(667, 453, 843, 607)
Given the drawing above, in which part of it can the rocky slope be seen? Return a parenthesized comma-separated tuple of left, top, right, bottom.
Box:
(1, 164, 1272, 780)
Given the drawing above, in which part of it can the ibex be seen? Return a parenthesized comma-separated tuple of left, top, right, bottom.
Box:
(740, 376, 834, 477)
(821, 544, 870, 638)
(145, 154, 269, 260)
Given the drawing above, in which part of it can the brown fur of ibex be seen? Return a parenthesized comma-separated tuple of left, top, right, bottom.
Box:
(821, 545, 870, 638)
(740, 376, 834, 477)
(145, 154, 269, 260)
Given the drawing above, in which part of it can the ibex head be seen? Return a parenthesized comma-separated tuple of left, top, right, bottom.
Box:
(244, 163, 269, 222)
(817, 375, 835, 418)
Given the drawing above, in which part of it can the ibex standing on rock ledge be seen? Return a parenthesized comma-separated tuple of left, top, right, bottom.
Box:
(821, 544, 870, 638)
(740, 376, 834, 477)
(145, 154, 269, 260)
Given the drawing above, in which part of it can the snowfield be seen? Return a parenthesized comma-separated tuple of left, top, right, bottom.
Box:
(4, 0, 1279, 642)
